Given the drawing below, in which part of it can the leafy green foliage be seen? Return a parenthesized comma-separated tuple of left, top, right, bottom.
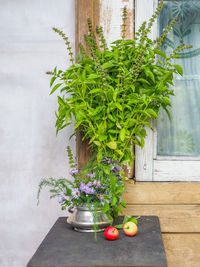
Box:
(37, 146, 126, 218)
(47, 1, 191, 165)
(114, 215, 140, 229)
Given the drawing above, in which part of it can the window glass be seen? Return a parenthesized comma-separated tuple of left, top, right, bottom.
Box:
(157, 1, 200, 156)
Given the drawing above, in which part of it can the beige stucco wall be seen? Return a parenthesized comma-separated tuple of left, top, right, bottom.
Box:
(0, 1, 75, 266)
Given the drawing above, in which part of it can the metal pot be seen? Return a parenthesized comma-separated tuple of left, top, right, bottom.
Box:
(67, 204, 112, 232)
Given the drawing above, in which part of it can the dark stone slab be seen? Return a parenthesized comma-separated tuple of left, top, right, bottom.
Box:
(27, 216, 167, 267)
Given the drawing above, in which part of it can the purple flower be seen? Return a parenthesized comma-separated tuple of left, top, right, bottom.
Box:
(93, 180, 101, 188)
(86, 187, 95, 195)
(101, 184, 106, 189)
(80, 182, 88, 192)
(71, 188, 80, 199)
(87, 181, 93, 187)
(119, 196, 122, 204)
(58, 195, 64, 204)
(80, 182, 95, 194)
(69, 169, 78, 176)
(111, 165, 122, 173)
(63, 188, 67, 195)
(87, 173, 95, 178)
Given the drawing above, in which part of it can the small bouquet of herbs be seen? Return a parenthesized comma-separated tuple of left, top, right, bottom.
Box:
(37, 147, 127, 218)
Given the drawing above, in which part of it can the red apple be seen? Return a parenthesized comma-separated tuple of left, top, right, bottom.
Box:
(104, 226, 119, 240)
(123, 221, 138, 236)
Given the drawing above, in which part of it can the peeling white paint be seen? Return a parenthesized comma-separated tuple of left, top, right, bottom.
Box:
(100, 0, 134, 45)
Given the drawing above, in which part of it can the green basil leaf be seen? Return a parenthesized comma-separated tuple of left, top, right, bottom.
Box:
(50, 76, 56, 87)
(154, 49, 167, 59)
(173, 64, 183, 76)
(50, 83, 62, 95)
(106, 141, 117, 150)
(119, 128, 126, 141)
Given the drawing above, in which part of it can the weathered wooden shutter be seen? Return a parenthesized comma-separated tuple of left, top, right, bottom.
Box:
(75, 0, 135, 177)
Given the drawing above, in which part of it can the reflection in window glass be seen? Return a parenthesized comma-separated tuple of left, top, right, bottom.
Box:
(157, 1, 200, 156)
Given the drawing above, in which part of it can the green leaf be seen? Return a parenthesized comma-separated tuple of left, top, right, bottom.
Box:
(50, 83, 62, 95)
(99, 120, 107, 133)
(145, 69, 155, 83)
(162, 96, 171, 106)
(137, 78, 150, 85)
(120, 199, 127, 208)
(57, 96, 66, 106)
(115, 102, 123, 111)
(89, 136, 96, 144)
(113, 90, 118, 101)
(163, 106, 171, 121)
(102, 61, 114, 70)
(74, 120, 83, 130)
(87, 74, 100, 79)
(114, 223, 124, 229)
(119, 128, 126, 142)
(129, 217, 138, 225)
(89, 88, 103, 94)
(122, 216, 131, 224)
(116, 149, 123, 156)
(111, 196, 117, 206)
(137, 133, 145, 148)
(107, 141, 117, 150)
(94, 141, 101, 147)
(97, 149, 103, 162)
(102, 201, 110, 213)
(108, 129, 119, 134)
(154, 49, 167, 59)
(146, 108, 158, 118)
(108, 114, 115, 122)
(173, 64, 183, 76)
(50, 76, 56, 87)
(130, 85, 135, 92)
(122, 215, 138, 225)
(99, 134, 107, 141)
(116, 122, 121, 129)
(128, 119, 137, 128)
(163, 72, 173, 82)
(81, 69, 86, 80)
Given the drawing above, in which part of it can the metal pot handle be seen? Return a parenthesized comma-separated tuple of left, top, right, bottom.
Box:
(68, 206, 75, 213)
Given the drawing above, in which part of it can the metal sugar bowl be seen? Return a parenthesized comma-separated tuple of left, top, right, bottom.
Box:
(67, 204, 112, 232)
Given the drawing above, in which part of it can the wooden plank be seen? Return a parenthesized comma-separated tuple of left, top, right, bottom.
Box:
(153, 160, 200, 182)
(123, 204, 200, 233)
(75, 0, 100, 170)
(135, 127, 154, 181)
(99, 0, 134, 44)
(124, 182, 200, 204)
(75, 0, 135, 175)
(75, 0, 100, 54)
(163, 234, 200, 267)
(134, 0, 157, 182)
